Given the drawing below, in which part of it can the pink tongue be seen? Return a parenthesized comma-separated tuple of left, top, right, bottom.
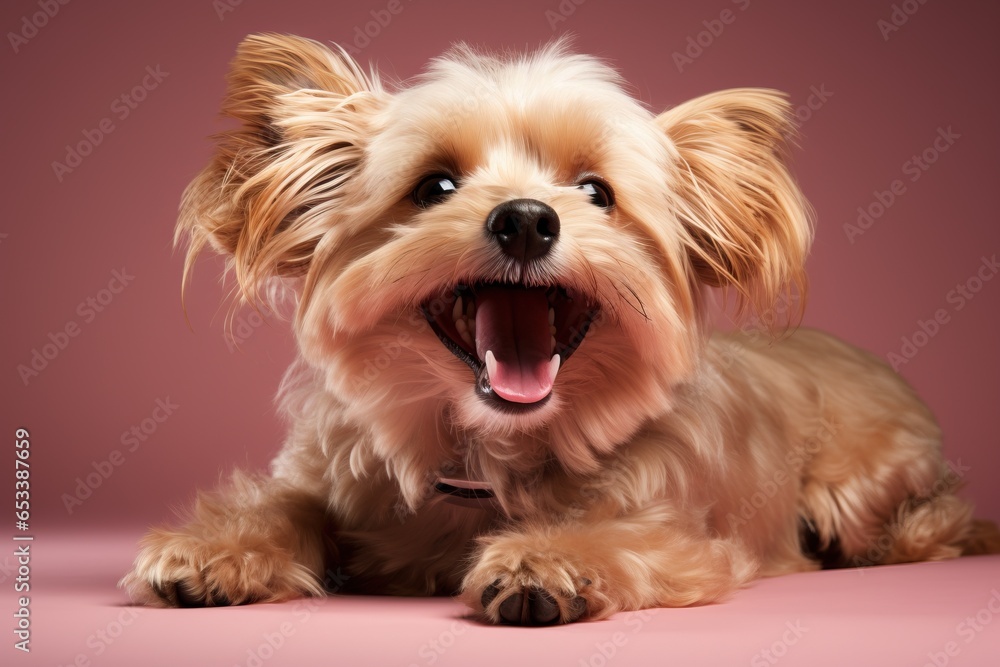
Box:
(475, 287, 554, 403)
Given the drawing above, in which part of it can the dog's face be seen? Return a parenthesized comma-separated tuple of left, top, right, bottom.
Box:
(180, 34, 811, 487)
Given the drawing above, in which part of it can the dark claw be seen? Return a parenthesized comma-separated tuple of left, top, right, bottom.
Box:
(151, 581, 175, 605)
(481, 580, 501, 608)
(174, 583, 204, 608)
(209, 590, 233, 607)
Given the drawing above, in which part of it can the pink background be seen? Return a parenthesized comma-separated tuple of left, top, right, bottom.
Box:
(2, 0, 999, 664)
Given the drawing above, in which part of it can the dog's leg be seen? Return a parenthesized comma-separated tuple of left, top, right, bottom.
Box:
(819, 474, 1000, 569)
(460, 505, 757, 625)
(120, 471, 328, 607)
(789, 349, 1000, 567)
(725, 329, 1000, 569)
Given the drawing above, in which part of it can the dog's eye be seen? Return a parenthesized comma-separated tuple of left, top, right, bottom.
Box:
(412, 175, 457, 208)
(578, 179, 614, 208)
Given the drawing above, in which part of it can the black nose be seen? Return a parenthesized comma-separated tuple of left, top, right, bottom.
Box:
(485, 199, 560, 262)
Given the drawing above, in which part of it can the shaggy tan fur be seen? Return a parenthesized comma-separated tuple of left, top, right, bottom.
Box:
(122, 34, 999, 623)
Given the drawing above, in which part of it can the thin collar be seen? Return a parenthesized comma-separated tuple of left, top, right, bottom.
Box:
(434, 474, 498, 510)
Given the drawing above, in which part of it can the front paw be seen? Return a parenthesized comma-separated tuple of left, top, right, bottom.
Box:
(120, 528, 323, 607)
(461, 538, 594, 625)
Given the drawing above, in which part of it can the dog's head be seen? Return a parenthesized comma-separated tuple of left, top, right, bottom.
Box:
(179, 34, 811, 497)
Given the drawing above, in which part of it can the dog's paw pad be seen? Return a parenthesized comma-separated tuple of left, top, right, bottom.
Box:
(486, 584, 586, 626)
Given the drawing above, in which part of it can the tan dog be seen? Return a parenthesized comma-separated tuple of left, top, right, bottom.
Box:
(122, 34, 999, 624)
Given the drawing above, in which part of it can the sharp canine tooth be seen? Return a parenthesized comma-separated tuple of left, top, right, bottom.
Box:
(452, 297, 463, 322)
(485, 350, 498, 380)
(548, 354, 561, 383)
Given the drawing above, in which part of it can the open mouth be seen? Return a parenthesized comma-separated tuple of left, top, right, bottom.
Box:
(421, 282, 599, 412)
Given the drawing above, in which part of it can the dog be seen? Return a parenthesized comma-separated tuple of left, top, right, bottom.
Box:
(122, 34, 1000, 625)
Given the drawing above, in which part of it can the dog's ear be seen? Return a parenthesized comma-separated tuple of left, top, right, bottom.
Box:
(655, 89, 813, 320)
(178, 33, 380, 304)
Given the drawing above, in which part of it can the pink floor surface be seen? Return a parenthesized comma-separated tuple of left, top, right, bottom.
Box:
(9, 531, 1000, 667)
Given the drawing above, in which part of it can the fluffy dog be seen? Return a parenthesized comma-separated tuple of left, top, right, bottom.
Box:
(122, 34, 999, 624)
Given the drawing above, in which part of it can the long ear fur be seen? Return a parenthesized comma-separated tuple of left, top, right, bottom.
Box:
(177, 33, 381, 306)
(656, 89, 813, 321)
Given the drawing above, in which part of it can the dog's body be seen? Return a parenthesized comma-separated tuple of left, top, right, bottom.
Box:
(123, 35, 998, 624)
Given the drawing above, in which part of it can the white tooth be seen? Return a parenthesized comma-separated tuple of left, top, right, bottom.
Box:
(452, 297, 463, 323)
(548, 307, 555, 325)
(550, 325, 557, 335)
(459, 330, 473, 347)
(548, 354, 561, 383)
(485, 350, 498, 380)
(456, 318, 468, 333)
